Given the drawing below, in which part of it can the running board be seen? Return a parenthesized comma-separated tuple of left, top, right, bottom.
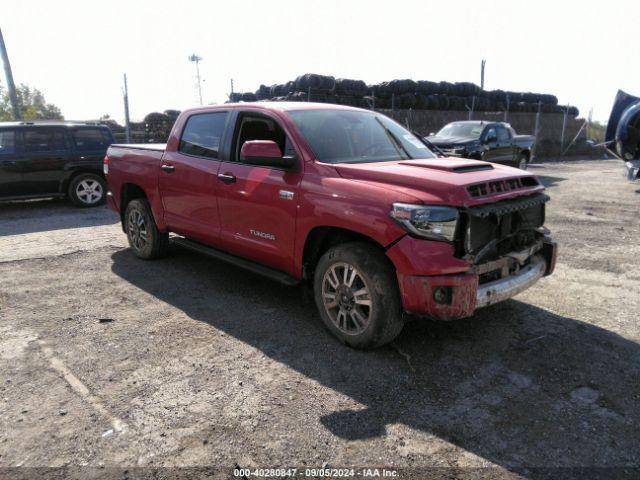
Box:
(170, 236, 299, 286)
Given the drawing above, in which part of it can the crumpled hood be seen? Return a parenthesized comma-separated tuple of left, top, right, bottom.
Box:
(426, 135, 477, 146)
(333, 158, 544, 207)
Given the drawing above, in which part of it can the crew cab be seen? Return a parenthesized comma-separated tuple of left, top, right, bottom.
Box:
(426, 121, 536, 170)
(0, 121, 114, 206)
(105, 103, 556, 349)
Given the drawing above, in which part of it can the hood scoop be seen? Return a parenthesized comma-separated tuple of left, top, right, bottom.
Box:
(398, 159, 494, 173)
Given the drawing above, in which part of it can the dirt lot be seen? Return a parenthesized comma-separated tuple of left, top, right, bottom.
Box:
(1, 159, 639, 478)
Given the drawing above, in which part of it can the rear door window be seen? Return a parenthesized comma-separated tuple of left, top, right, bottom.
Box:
(23, 129, 67, 153)
(179, 112, 228, 159)
(0, 130, 17, 154)
(72, 128, 112, 149)
(497, 127, 511, 142)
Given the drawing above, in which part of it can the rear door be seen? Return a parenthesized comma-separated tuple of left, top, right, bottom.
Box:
(69, 127, 113, 172)
(216, 110, 302, 273)
(20, 127, 70, 195)
(0, 129, 23, 197)
(158, 111, 229, 245)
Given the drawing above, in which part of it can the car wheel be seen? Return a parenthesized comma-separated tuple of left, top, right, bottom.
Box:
(314, 242, 404, 349)
(68, 173, 106, 207)
(124, 199, 169, 259)
(517, 154, 529, 170)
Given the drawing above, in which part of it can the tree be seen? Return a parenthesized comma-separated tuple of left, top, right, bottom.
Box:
(0, 82, 63, 120)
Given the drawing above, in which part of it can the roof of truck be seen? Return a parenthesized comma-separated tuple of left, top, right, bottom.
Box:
(198, 102, 369, 113)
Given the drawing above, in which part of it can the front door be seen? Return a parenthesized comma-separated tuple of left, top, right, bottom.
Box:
(481, 125, 500, 163)
(159, 111, 230, 245)
(216, 112, 302, 274)
(495, 125, 515, 163)
(0, 129, 23, 198)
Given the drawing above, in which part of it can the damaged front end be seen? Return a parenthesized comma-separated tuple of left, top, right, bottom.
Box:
(606, 90, 640, 181)
(458, 193, 557, 308)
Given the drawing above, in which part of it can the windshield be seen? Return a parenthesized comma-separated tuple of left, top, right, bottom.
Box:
(288, 109, 436, 164)
(437, 122, 484, 138)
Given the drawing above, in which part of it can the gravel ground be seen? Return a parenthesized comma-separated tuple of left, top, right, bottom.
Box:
(0, 159, 639, 479)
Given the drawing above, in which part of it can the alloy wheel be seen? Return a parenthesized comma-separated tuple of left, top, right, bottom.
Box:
(127, 209, 148, 251)
(75, 179, 103, 205)
(322, 262, 373, 335)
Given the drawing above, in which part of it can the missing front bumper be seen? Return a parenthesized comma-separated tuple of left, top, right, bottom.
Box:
(396, 240, 557, 320)
(476, 255, 546, 309)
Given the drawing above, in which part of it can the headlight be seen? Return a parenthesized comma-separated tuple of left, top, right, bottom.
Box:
(390, 203, 458, 242)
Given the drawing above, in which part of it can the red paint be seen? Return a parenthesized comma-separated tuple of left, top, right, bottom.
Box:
(241, 140, 282, 159)
(397, 272, 478, 320)
(106, 102, 553, 320)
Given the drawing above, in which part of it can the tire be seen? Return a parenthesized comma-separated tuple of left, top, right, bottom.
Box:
(313, 242, 404, 349)
(124, 198, 169, 260)
(68, 173, 106, 207)
(517, 153, 529, 170)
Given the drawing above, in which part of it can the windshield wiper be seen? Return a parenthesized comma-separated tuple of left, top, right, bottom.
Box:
(410, 130, 446, 157)
(375, 118, 411, 159)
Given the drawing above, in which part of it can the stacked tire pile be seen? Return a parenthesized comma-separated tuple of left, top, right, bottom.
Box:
(229, 73, 579, 117)
(143, 110, 181, 142)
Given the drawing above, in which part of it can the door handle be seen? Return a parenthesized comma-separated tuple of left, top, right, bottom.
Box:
(218, 173, 236, 184)
(161, 164, 175, 172)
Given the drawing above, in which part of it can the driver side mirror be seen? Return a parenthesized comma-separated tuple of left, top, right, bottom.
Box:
(240, 140, 297, 169)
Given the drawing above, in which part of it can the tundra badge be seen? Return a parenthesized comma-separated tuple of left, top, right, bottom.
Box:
(250, 229, 276, 241)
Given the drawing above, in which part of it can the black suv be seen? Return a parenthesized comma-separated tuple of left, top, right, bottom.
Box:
(0, 122, 114, 207)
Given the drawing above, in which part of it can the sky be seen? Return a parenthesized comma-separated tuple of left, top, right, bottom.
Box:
(2, 0, 639, 123)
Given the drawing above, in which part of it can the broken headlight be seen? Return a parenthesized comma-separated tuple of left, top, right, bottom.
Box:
(390, 203, 458, 242)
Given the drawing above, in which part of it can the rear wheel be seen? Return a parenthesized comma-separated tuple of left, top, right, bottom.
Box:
(124, 199, 168, 259)
(314, 242, 404, 349)
(68, 173, 106, 207)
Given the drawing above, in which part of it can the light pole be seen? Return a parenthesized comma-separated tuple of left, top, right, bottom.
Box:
(0, 28, 21, 120)
(188, 54, 203, 105)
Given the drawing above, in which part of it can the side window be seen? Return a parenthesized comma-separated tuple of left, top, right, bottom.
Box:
(179, 112, 228, 159)
(23, 129, 67, 153)
(0, 130, 16, 154)
(497, 127, 510, 142)
(72, 128, 111, 149)
(234, 114, 292, 163)
(484, 127, 497, 142)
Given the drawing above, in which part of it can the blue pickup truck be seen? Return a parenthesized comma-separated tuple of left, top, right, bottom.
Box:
(606, 90, 640, 181)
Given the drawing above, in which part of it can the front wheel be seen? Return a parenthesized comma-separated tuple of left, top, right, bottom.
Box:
(68, 173, 106, 207)
(517, 153, 529, 170)
(313, 242, 404, 349)
(124, 199, 169, 259)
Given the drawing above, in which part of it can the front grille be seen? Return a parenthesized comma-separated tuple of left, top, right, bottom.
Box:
(467, 176, 539, 198)
(458, 193, 548, 263)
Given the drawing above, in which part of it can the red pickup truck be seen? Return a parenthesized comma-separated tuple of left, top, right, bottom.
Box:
(105, 103, 556, 349)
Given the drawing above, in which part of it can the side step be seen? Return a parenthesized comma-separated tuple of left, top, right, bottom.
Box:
(171, 236, 299, 286)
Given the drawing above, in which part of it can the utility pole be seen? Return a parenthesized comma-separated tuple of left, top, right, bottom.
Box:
(0, 28, 21, 120)
(230, 78, 234, 100)
(122, 74, 131, 143)
(560, 104, 569, 155)
(188, 54, 203, 105)
(480, 59, 486, 90)
(504, 94, 510, 122)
